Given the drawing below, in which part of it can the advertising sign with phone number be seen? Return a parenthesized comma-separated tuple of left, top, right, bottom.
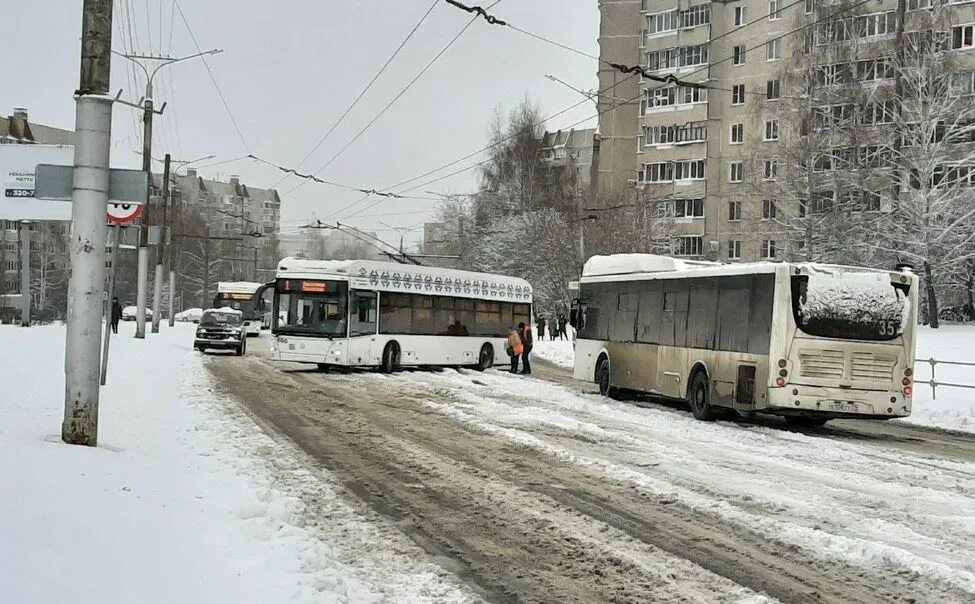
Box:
(0, 145, 74, 220)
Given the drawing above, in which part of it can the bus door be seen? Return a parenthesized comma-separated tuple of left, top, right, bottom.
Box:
(348, 290, 379, 365)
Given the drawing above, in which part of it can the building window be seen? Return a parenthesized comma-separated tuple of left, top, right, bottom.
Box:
(952, 25, 974, 50)
(763, 159, 778, 180)
(647, 48, 678, 71)
(678, 44, 709, 68)
(733, 45, 746, 66)
(732, 84, 745, 105)
(728, 240, 742, 260)
(764, 119, 780, 141)
(675, 121, 707, 143)
(761, 240, 777, 259)
(730, 123, 744, 144)
(674, 236, 704, 257)
(649, 86, 676, 107)
(674, 159, 706, 180)
(636, 134, 645, 151)
(767, 79, 780, 100)
(862, 100, 896, 125)
(679, 85, 708, 104)
(734, 6, 746, 26)
(729, 161, 743, 182)
(674, 198, 705, 218)
(767, 39, 781, 61)
(644, 162, 674, 183)
(647, 10, 678, 35)
(798, 199, 808, 217)
(955, 71, 975, 95)
(762, 199, 778, 220)
(908, 0, 932, 8)
(858, 58, 894, 81)
(805, 0, 815, 14)
(728, 201, 742, 221)
(769, 0, 781, 20)
(646, 125, 675, 145)
(679, 5, 711, 29)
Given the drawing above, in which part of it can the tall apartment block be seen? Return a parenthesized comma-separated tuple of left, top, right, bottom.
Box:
(597, 0, 975, 262)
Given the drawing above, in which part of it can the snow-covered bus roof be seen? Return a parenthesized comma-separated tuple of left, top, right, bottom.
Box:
(276, 258, 534, 303)
(581, 254, 914, 284)
(216, 281, 263, 294)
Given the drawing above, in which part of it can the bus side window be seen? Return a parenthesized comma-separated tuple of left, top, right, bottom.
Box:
(350, 291, 378, 336)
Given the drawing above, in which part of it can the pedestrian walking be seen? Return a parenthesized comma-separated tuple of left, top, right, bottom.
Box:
(110, 297, 122, 334)
(557, 314, 568, 341)
(518, 321, 533, 375)
(506, 327, 524, 374)
(536, 316, 546, 342)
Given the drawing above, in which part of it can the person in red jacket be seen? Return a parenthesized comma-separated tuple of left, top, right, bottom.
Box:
(517, 321, 533, 375)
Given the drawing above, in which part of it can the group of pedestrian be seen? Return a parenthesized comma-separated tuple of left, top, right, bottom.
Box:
(535, 315, 568, 341)
(506, 322, 533, 375)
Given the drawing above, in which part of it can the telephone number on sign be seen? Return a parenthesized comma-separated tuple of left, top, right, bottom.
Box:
(4, 189, 34, 198)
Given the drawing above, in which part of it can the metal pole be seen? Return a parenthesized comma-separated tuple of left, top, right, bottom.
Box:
(168, 167, 177, 326)
(201, 227, 210, 308)
(253, 246, 258, 281)
(100, 225, 121, 385)
(63, 0, 113, 447)
(151, 154, 169, 332)
(19, 223, 30, 326)
(135, 85, 153, 339)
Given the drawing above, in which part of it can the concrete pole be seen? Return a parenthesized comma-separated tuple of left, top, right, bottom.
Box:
(201, 227, 210, 308)
(168, 269, 176, 327)
(19, 224, 30, 326)
(253, 246, 258, 281)
(151, 154, 169, 332)
(100, 225, 121, 385)
(63, 0, 113, 447)
(135, 90, 153, 339)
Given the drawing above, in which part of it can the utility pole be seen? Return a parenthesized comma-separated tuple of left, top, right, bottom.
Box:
(151, 154, 170, 332)
(19, 222, 30, 326)
(201, 227, 210, 309)
(63, 0, 113, 446)
(253, 246, 258, 281)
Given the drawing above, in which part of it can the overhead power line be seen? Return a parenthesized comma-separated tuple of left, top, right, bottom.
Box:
(272, 0, 441, 190)
(286, 0, 504, 197)
(173, 0, 251, 153)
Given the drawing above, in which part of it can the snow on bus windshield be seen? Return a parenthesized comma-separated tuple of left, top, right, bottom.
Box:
(791, 268, 909, 341)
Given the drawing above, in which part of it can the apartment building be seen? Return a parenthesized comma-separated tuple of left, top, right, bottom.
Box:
(540, 128, 600, 199)
(597, 0, 975, 262)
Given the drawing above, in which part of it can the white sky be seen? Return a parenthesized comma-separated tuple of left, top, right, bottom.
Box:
(3, 0, 599, 249)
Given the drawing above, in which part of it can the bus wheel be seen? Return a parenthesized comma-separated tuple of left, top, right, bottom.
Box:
(688, 371, 714, 421)
(316, 363, 331, 372)
(381, 342, 400, 374)
(475, 344, 493, 371)
(597, 358, 614, 398)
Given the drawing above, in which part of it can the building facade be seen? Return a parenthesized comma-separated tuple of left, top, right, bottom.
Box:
(540, 127, 600, 200)
(597, 0, 975, 263)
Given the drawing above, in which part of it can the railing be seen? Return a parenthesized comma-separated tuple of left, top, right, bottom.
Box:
(917, 358, 975, 399)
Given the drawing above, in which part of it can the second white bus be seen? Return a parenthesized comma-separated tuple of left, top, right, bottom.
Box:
(268, 258, 533, 372)
(572, 254, 918, 425)
(213, 281, 270, 337)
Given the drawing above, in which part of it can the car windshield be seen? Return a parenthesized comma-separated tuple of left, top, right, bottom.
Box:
(274, 280, 348, 337)
(791, 269, 910, 341)
(200, 311, 242, 326)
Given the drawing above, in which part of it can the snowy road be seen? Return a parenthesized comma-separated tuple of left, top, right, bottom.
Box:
(206, 338, 975, 603)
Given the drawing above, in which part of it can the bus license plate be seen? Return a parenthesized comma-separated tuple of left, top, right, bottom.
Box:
(825, 400, 859, 413)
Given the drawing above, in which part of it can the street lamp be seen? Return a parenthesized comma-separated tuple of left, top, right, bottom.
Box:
(113, 48, 223, 338)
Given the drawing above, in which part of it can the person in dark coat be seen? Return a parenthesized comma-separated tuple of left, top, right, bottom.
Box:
(557, 314, 568, 340)
(110, 297, 122, 334)
(518, 321, 533, 375)
(536, 317, 546, 342)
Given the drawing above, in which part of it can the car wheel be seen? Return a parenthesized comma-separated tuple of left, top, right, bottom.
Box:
(196, 345, 206, 353)
(688, 371, 715, 421)
(475, 344, 493, 371)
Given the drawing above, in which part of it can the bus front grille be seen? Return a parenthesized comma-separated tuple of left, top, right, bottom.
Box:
(798, 350, 845, 380)
(850, 352, 896, 382)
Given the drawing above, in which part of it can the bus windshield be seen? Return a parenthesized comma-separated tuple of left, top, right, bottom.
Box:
(791, 270, 910, 341)
(214, 293, 260, 319)
(275, 279, 348, 337)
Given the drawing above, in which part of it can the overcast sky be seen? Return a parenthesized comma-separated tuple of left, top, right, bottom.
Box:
(4, 0, 599, 248)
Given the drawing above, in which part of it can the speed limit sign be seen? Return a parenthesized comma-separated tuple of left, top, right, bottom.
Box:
(107, 202, 144, 225)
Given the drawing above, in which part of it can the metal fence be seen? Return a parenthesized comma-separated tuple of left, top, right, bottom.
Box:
(917, 358, 975, 400)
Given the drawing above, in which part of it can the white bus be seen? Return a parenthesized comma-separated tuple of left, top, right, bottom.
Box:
(213, 282, 269, 337)
(572, 254, 918, 425)
(268, 258, 533, 372)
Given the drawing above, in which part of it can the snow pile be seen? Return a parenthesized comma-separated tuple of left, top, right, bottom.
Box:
(582, 253, 715, 277)
(903, 325, 975, 433)
(0, 323, 476, 604)
(798, 268, 907, 332)
(532, 337, 576, 370)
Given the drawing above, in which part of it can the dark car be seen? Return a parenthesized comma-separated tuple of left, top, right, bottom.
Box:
(195, 309, 246, 355)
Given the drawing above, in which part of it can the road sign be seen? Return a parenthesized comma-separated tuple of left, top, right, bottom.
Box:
(34, 164, 149, 204)
(108, 202, 144, 224)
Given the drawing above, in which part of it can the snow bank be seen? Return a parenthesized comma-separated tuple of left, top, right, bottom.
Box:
(0, 323, 475, 604)
(532, 338, 576, 370)
(903, 325, 975, 434)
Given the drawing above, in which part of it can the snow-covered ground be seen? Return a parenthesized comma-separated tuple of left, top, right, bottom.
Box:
(0, 323, 476, 604)
(397, 368, 975, 598)
(534, 325, 975, 434)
